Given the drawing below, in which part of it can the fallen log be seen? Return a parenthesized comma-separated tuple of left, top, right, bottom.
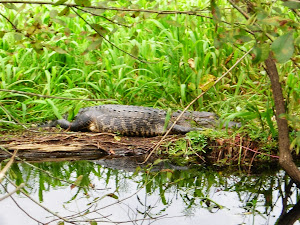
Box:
(0, 130, 176, 162)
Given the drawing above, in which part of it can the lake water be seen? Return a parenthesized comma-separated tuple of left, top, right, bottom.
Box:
(0, 158, 300, 225)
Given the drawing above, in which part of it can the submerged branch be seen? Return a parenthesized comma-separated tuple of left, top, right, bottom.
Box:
(0, 150, 17, 182)
(0, 183, 25, 201)
(0, 183, 46, 224)
(5, 176, 74, 224)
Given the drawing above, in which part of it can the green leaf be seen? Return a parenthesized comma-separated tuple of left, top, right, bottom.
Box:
(282, 1, 300, 9)
(58, 7, 70, 16)
(260, 16, 281, 26)
(91, 24, 108, 36)
(90, 221, 97, 225)
(252, 43, 270, 64)
(50, 10, 58, 18)
(32, 41, 44, 54)
(3, 3, 18, 10)
(166, 20, 182, 27)
(130, 45, 139, 57)
(52, 47, 68, 54)
(14, 32, 23, 41)
(233, 34, 252, 44)
(153, 158, 163, 165)
(74, 0, 91, 7)
(46, 99, 62, 119)
(166, 171, 173, 179)
(271, 32, 294, 63)
(210, 0, 221, 21)
(87, 39, 102, 51)
(180, 84, 186, 102)
(295, 36, 300, 47)
(54, 0, 68, 6)
(106, 193, 119, 199)
(52, 18, 67, 26)
(0, 31, 5, 38)
(73, 175, 83, 187)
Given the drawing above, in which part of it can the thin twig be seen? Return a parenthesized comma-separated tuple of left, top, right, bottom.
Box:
(227, 0, 274, 41)
(233, 143, 279, 159)
(0, 11, 19, 31)
(74, 6, 131, 28)
(0, 1, 250, 29)
(71, 7, 151, 63)
(142, 47, 254, 163)
(0, 1, 212, 17)
(0, 88, 114, 101)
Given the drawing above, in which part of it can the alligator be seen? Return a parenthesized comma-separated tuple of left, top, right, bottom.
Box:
(44, 104, 240, 136)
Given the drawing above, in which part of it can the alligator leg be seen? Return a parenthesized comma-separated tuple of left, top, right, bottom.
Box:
(171, 124, 202, 134)
(53, 112, 92, 132)
(56, 119, 72, 130)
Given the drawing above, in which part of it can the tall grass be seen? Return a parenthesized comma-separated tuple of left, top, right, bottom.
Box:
(0, 0, 298, 137)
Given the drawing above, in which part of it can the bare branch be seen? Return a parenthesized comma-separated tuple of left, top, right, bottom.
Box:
(74, 6, 132, 28)
(0, 88, 114, 101)
(71, 7, 153, 64)
(0, 1, 212, 18)
(0, 12, 19, 31)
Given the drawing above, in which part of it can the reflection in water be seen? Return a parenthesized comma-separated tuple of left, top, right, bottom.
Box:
(0, 158, 300, 225)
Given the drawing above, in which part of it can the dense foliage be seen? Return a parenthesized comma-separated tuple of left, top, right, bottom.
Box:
(0, 0, 299, 144)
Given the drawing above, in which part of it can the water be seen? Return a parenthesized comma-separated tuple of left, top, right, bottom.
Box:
(0, 158, 299, 225)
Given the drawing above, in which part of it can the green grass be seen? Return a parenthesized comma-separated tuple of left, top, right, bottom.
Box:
(0, 0, 299, 144)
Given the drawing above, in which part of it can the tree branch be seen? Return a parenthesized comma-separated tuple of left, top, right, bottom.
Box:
(265, 54, 300, 187)
(74, 6, 131, 28)
(0, 1, 212, 17)
(0, 88, 113, 101)
(71, 7, 151, 63)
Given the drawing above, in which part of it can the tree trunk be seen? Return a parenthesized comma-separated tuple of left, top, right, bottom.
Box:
(265, 55, 300, 186)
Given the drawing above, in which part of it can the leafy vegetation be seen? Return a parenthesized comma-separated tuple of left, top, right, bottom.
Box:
(0, 1, 299, 157)
(1, 1, 300, 224)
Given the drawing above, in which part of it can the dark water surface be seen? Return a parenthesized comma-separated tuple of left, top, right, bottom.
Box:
(1, 157, 300, 225)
